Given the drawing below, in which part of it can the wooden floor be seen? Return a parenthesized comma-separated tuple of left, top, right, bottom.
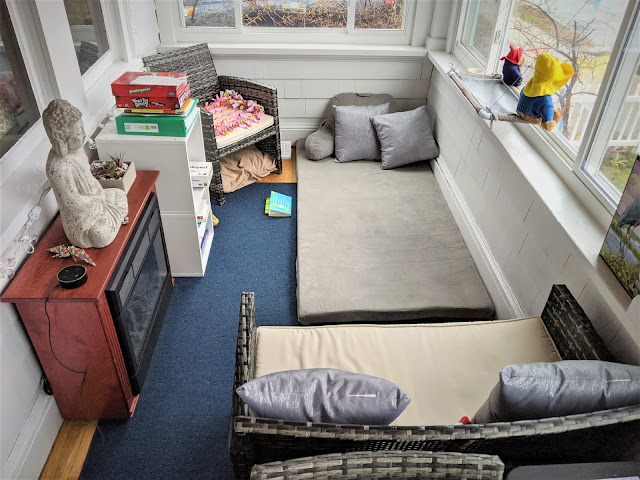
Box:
(40, 420, 97, 479)
(258, 147, 297, 183)
(38, 148, 297, 480)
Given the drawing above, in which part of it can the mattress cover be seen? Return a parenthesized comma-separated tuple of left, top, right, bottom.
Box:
(295, 140, 494, 324)
(255, 317, 562, 426)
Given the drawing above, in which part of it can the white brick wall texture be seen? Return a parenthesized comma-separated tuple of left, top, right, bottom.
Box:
(212, 56, 432, 141)
(427, 62, 639, 365)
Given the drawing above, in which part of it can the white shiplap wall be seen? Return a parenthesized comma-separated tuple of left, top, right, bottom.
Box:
(426, 63, 640, 365)
(212, 55, 434, 142)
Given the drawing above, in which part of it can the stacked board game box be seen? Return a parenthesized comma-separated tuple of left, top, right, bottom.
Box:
(111, 72, 199, 137)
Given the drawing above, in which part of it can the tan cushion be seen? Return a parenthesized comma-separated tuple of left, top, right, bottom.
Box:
(255, 317, 561, 426)
(215, 114, 274, 148)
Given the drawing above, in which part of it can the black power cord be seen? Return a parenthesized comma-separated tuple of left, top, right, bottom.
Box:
(43, 283, 88, 394)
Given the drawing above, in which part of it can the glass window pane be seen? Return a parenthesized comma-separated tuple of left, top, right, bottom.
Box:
(184, 0, 235, 27)
(506, 0, 630, 153)
(462, 0, 499, 61)
(242, 0, 348, 28)
(588, 72, 640, 195)
(63, 0, 110, 75)
(0, 0, 40, 157)
(355, 0, 404, 30)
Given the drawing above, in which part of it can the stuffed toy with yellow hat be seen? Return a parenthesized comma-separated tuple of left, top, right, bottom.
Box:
(516, 53, 574, 131)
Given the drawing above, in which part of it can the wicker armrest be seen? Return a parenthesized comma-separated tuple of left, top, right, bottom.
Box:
(541, 285, 614, 361)
(219, 76, 279, 118)
(250, 451, 505, 480)
(234, 292, 257, 417)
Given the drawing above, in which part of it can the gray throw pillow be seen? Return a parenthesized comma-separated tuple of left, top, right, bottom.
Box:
(472, 360, 640, 424)
(334, 103, 390, 163)
(372, 105, 439, 170)
(236, 368, 411, 425)
(304, 124, 334, 161)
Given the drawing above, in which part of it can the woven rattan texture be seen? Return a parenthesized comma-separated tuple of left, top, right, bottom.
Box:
(541, 285, 614, 361)
(142, 44, 282, 205)
(250, 451, 505, 479)
(230, 288, 640, 479)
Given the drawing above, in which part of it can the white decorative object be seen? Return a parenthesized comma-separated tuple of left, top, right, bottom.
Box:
(92, 159, 137, 194)
(96, 114, 214, 276)
(43, 99, 129, 249)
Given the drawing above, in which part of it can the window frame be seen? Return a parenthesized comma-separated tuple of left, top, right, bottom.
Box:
(451, 0, 640, 215)
(0, 0, 133, 168)
(156, 0, 418, 46)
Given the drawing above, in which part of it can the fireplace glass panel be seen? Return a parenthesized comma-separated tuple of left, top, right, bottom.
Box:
(123, 228, 168, 362)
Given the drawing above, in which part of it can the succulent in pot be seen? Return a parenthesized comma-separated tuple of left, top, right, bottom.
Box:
(91, 152, 136, 193)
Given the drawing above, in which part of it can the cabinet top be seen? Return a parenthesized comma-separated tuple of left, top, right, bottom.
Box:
(1, 171, 160, 303)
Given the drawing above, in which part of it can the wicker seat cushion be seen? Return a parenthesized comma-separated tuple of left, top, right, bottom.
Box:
(254, 317, 561, 426)
(215, 114, 274, 149)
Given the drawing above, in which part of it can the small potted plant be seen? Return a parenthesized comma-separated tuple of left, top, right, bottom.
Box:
(91, 152, 136, 193)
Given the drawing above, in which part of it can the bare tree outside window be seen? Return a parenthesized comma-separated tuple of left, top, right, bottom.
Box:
(355, 0, 404, 29)
(183, 0, 235, 27)
(242, 0, 347, 28)
(184, 0, 404, 29)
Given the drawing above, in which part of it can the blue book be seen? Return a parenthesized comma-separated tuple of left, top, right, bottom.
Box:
(268, 191, 292, 217)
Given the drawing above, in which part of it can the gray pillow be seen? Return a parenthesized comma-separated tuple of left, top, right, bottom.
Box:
(334, 103, 390, 163)
(304, 124, 334, 161)
(372, 105, 439, 170)
(472, 360, 640, 424)
(236, 368, 411, 425)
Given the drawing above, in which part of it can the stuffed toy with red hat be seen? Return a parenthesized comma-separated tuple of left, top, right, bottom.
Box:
(501, 45, 525, 88)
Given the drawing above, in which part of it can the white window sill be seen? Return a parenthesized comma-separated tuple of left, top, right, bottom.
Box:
(429, 51, 609, 264)
(158, 42, 428, 59)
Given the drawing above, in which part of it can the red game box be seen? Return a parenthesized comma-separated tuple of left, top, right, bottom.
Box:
(115, 85, 191, 110)
(111, 72, 188, 98)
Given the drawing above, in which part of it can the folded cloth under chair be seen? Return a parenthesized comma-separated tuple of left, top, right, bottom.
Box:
(220, 145, 276, 193)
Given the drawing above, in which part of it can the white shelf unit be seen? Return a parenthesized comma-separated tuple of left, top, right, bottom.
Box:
(95, 114, 214, 277)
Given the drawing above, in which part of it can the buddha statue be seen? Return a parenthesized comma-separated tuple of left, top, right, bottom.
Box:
(43, 99, 129, 249)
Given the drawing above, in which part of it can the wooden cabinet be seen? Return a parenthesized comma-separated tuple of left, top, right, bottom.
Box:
(1, 171, 163, 420)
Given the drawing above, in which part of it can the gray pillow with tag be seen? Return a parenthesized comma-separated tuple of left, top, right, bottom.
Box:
(472, 360, 640, 424)
(334, 103, 390, 162)
(236, 368, 411, 425)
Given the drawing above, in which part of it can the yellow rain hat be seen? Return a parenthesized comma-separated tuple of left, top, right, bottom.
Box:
(523, 52, 574, 97)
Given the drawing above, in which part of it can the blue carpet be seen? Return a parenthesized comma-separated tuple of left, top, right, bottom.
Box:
(80, 183, 298, 480)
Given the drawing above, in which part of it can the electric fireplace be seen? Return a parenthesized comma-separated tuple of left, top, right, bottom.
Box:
(106, 192, 173, 395)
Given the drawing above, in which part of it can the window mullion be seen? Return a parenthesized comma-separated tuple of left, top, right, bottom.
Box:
(347, 0, 356, 34)
(235, 0, 243, 32)
(485, 0, 513, 73)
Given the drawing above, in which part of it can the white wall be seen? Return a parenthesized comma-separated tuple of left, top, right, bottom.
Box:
(0, 3, 159, 478)
(211, 54, 434, 142)
(426, 63, 640, 365)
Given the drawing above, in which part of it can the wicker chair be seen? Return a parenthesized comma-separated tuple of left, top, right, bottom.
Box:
(142, 43, 281, 206)
(230, 285, 640, 479)
(250, 451, 505, 479)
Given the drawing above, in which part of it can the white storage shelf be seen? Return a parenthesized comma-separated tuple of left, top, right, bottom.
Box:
(95, 114, 214, 277)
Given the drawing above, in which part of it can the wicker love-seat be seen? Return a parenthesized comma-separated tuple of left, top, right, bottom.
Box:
(230, 285, 640, 479)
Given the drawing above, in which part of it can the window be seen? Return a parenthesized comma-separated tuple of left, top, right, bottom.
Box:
(163, 0, 414, 45)
(455, 0, 640, 208)
(0, 0, 40, 157)
(183, 0, 404, 30)
(63, 0, 111, 75)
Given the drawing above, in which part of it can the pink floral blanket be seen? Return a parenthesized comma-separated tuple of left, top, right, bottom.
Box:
(202, 90, 265, 137)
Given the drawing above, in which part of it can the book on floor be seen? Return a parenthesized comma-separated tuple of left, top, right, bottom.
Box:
(266, 191, 292, 217)
(264, 197, 270, 215)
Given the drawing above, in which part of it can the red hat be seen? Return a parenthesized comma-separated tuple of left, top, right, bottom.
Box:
(501, 45, 523, 64)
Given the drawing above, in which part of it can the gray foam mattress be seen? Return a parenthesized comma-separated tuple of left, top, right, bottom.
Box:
(296, 140, 494, 325)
